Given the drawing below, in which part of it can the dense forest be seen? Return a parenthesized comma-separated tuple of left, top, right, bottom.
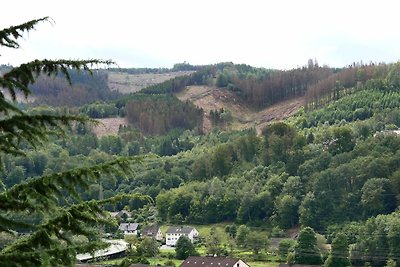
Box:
(28, 70, 121, 106)
(125, 94, 203, 135)
(3, 59, 400, 266)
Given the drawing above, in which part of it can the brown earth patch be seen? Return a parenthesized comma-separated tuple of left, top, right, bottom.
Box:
(91, 117, 128, 138)
(177, 85, 305, 134)
(108, 71, 194, 94)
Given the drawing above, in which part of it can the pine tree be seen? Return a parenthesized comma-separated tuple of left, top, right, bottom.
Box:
(0, 18, 150, 266)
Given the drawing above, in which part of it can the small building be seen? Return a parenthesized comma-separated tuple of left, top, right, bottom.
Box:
(119, 222, 139, 235)
(142, 224, 163, 241)
(110, 210, 131, 221)
(179, 256, 249, 267)
(165, 226, 199, 246)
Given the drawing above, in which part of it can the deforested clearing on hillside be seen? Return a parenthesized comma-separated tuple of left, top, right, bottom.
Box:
(91, 117, 128, 137)
(108, 71, 194, 93)
(177, 85, 304, 133)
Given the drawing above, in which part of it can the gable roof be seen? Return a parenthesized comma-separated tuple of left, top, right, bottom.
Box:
(180, 256, 240, 267)
(166, 226, 195, 234)
(110, 210, 131, 218)
(119, 223, 139, 231)
(142, 224, 160, 236)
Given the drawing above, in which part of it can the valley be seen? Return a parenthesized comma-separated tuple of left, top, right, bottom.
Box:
(2, 61, 400, 267)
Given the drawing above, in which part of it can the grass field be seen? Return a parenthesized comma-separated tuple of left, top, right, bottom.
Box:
(247, 261, 279, 267)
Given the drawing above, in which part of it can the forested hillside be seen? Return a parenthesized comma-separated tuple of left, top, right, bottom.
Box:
(28, 70, 121, 106)
(3, 59, 400, 266)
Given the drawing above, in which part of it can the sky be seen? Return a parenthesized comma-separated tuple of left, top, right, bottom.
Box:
(1, 0, 400, 69)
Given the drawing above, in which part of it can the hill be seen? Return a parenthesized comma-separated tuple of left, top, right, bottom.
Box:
(6, 60, 400, 266)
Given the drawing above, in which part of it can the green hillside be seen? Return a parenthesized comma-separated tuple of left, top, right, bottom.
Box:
(3, 60, 400, 266)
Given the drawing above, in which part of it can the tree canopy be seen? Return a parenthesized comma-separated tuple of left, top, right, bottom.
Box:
(175, 236, 198, 260)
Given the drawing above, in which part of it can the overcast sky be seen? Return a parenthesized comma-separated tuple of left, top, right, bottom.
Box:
(1, 0, 400, 69)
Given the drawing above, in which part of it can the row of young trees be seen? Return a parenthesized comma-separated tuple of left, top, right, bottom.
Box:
(125, 94, 203, 135)
(229, 63, 334, 108)
(305, 63, 391, 109)
(140, 68, 215, 94)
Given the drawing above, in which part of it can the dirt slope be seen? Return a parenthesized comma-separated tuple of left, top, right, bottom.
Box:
(177, 85, 304, 134)
(91, 117, 128, 137)
(94, 85, 304, 137)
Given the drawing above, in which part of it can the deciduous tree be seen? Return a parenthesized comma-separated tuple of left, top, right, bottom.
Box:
(294, 227, 322, 265)
(175, 236, 198, 260)
(324, 233, 350, 267)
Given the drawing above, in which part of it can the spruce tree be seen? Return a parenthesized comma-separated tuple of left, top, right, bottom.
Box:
(0, 18, 150, 266)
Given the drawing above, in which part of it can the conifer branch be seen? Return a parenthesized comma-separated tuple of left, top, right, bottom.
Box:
(0, 156, 143, 213)
(0, 113, 91, 156)
(0, 17, 49, 49)
(0, 194, 151, 266)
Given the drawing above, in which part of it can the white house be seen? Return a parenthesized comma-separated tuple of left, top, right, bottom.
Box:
(165, 226, 199, 246)
(179, 256, 250, 267)
(119, 223, 139, 235)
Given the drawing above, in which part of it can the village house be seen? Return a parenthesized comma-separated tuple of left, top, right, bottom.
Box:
(118, 222, 139, 235)
(165, 226, 199, 246)
(141, 224, 163, 241)
(110, 210, 131, 221)
(179, 256, 249, 267)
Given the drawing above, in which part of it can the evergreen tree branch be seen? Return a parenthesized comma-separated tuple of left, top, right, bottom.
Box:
(0, 194, 151, 266)
(0, 156, 143, 213)
(0, 17, 49, 49)
(0, 113, 92, 156)
(0, 214, 32, 233)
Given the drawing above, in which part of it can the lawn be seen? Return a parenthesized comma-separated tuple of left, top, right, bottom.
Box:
(247, 261, 279, 267)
